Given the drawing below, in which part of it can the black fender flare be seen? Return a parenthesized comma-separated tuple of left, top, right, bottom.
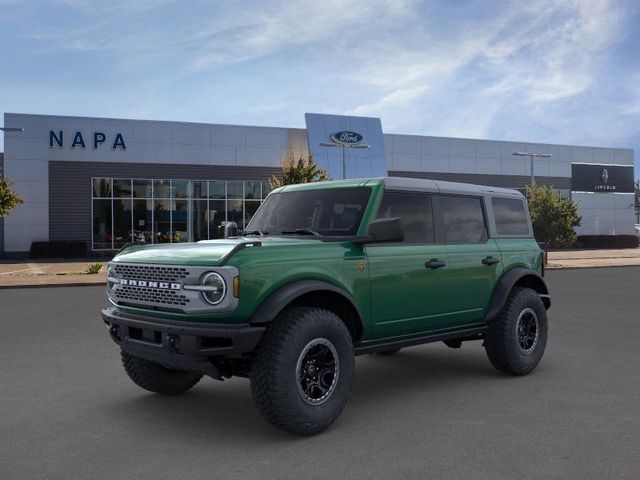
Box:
(249, 280, 365, 340)
(484, 268, 551, 322)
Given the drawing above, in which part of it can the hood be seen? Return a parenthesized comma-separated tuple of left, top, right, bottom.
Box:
(111, 236, 322, 266)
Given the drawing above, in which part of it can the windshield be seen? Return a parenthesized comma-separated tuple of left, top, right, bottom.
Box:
(245, 187, 372, 237)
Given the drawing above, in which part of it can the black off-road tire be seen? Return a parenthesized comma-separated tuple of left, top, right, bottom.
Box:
(250, 307, 355, 436)
(376, 348, 401, 355)
(121, 350, 202, 395)
(484, 287, 548, 375)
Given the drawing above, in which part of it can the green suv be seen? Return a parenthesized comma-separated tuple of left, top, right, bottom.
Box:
(102, 177, 550, 435)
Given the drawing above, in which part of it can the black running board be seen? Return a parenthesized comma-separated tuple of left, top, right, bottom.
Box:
(354, 325, 487, 356)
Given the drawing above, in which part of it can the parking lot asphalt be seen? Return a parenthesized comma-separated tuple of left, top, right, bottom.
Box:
(1, 268, 639, 480)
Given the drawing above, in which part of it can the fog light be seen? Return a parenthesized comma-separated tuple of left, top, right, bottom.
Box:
(201, 272, 226, 305)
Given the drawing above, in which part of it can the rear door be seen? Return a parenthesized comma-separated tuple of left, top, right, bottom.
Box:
(365, 190, 452, 340)
(439, 194, 502, 326)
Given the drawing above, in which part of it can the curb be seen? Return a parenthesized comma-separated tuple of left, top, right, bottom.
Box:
(0, 281, 106, 289)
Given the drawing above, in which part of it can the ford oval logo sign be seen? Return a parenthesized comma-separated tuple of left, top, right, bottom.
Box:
(330, 130, 364, 146)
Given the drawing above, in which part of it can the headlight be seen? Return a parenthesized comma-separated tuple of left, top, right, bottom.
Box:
(201, 272, 226, 305)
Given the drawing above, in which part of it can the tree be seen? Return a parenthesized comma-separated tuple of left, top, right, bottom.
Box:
(0, 178, 24, 217)
(269, 150, 330, 189)
(526, 184, 581, 248)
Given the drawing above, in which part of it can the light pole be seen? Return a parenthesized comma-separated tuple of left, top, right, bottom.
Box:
(512, 152, 552, 186)
(320, 142, 370, 179)
(0, 127, 24, 132)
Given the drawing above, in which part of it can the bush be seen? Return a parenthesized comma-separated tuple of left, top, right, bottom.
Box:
(577, 235, 639, 249)
(85, 262, 104, 274)
(526, 185, 581, 248)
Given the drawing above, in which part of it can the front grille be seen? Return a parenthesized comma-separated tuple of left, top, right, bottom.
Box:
(113, 264, 189, 282)
(115, 285, 190, 307)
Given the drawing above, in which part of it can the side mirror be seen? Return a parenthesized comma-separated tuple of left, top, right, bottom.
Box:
(222, 221, 239, 238)
(365, 217, 404, 243)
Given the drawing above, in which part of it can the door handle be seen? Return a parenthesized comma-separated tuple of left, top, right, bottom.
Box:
(482, 256, 500, 266)
(425, 259, 446, 269)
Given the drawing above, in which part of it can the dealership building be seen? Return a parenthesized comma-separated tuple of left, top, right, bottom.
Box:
(0, 112, 635, 258)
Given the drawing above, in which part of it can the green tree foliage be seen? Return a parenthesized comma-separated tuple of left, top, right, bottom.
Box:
(526, 184, 581, 248)
(0, 178, 24, 217)
(270, 150, 330, 189)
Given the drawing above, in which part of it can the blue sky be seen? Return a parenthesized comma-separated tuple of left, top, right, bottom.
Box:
(1, 0, 639, 177)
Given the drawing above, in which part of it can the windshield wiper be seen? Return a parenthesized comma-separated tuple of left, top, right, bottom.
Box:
(244, 230, 267, 236)
(280, 228, 322, 237)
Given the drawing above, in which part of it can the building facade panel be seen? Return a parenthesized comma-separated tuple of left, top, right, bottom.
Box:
(0, 112, 635, 257)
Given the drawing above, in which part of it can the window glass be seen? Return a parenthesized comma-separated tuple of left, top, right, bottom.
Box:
(245, 182, 261, 200)
(227, 181, 243, 199)
(153, 180, 171, 199)
(153, 200, 172, 243)
(113, 198, 133, 248)
(208, 200, 226, 239)
(227, 199, 244, 228)
(173, 180, 189, 199)
(376, 191, 433, 243)
(92, 199, 112, 249)
(172, 200, 188, 242)
(208, 181, 226, 199)
(192, 181, 208, 199)
(492, 197, 529, 235)
(262, 181, 274, 198)
(92, 178, 112, 198)
(246, 187, 371, 236)
(133, 199, 153, 243)
(132, 179, 152, 198)
(113, 179, 132, 198)
(190, 199, 209, 241)
(441, 195, 487, 244)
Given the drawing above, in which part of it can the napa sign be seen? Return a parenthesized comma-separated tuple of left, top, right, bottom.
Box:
(49, 130, 126, 150)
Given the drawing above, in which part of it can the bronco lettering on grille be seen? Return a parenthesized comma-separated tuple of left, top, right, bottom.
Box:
(119, 279, 182, 290)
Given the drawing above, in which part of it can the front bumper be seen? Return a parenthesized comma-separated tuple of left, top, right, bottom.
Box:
(102, 307, 265, 378)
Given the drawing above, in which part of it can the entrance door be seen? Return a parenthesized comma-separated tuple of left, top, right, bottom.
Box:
(366, 191, 452, 340)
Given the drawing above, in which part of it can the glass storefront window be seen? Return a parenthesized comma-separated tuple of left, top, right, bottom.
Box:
(153, 180, 171, 199)
(191, 200, 209, 242)
(93, 178, 112, 198)
(262, 181, 274, 198)
(192, 181, 208, 199)
(154, 200, 172, 243)
(208, 200, 226, 239)
(172, 200, 188, 242)
(113, 179, 132, 198)
(133, 199, 154, 243)
(209, 181, 226, 199)
(227, 181, 243, 199)
(91, 178, 267, 249)
(227, 199, 244, 228)
(92, 199, 112, 249)
(173, 180, 189, 199)
(113, 198, 133, 248)
(133, 179, 152, 198)
(245, 182, 261, 200)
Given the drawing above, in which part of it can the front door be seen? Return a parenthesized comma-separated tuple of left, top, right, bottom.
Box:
(365, 191, 452, 340)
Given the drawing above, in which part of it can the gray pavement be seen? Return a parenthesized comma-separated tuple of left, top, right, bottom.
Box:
(1, 268, 639, 479)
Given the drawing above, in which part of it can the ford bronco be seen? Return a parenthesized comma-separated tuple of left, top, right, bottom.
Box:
(102, 177, 550, 435)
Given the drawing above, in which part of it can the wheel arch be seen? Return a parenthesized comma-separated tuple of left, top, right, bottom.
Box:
(485, 268, 551, 323)
(249, 280, 365, 342)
